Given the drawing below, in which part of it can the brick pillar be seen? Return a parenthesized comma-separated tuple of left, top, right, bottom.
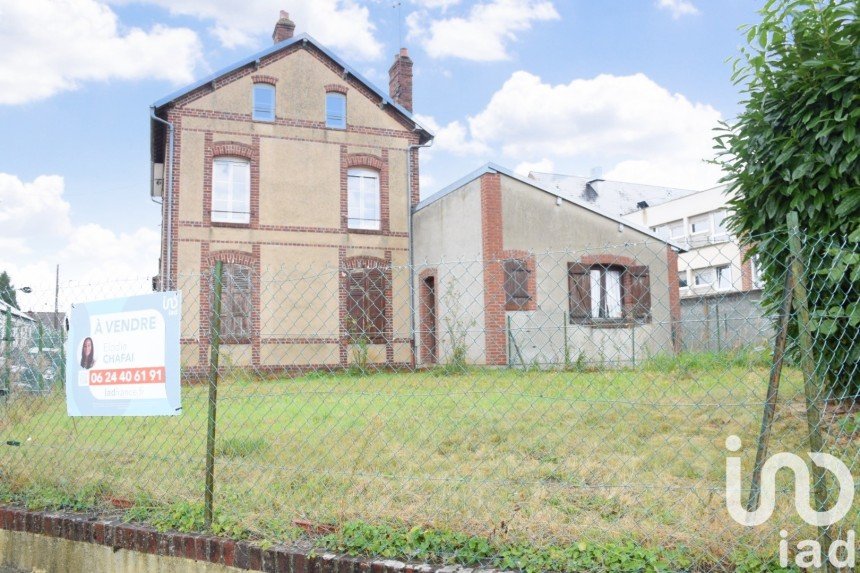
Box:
(480, 173, 506, 366)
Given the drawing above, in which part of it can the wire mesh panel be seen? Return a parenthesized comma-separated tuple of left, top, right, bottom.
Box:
(0, 231, 857, 570)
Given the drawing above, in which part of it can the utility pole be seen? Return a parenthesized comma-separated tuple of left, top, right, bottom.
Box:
(54, 264, 60, 331)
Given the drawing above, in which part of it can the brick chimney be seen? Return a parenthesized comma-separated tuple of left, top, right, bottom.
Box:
(388, 48, 413, 112)
(272, 10, 295, 44)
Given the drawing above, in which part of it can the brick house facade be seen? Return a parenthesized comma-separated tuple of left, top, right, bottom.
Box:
(150, 13, 432, 374)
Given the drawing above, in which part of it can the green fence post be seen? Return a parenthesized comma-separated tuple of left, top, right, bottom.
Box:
(3, 308, 11, 396)
(204, 261, 224, 530)
(787, 211, 832, 566)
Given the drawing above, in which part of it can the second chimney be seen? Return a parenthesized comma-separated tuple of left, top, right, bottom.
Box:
(388, 48, 413, 112)
(272, 10, 295, 44)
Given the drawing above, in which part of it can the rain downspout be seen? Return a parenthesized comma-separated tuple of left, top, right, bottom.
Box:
(150, 106, 174, 291)
(407, 133, 433, 365)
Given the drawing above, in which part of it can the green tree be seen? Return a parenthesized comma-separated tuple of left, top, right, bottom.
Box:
(0, 271, 19, 309)
(714, 0, 860, 399)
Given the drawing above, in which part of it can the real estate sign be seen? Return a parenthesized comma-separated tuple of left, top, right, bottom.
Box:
(65, 292, 181, 416)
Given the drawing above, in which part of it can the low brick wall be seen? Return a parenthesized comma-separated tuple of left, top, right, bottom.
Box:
(0, 506, 474, 573)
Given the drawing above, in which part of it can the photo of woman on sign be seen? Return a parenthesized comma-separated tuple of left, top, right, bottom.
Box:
(80, 337, 95, 369)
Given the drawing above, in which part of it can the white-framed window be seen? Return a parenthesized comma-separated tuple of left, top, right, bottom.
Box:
(693, 267, 715, 287)
(347, 167, 380, 230)
(252, 84, 275, 121)
(589, 267, 624, 319)
(689, 214, 711, 236)
(712, 210, 729, 242)
(326, 92, 346, 129)
(716, 265, 733, 290)
(212, 158, 251, 224)
(678, 271, 689, 289)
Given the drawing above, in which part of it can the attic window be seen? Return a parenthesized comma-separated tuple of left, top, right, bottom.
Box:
(252, 84, 275, 122)
(326, 92, 346, 129)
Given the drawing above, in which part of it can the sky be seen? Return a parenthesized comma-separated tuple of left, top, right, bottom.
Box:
(0, 0, 760, 312)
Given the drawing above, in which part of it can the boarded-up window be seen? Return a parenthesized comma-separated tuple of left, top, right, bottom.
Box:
(219, 263, 252, 341)
(568, 261, 651, 325)
(346, 267, 388, 343)
(504, 259, 531, 310)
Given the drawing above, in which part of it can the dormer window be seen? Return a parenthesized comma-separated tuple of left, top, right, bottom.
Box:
(326, 92, 346, 129)
(252, 84, 275, 121)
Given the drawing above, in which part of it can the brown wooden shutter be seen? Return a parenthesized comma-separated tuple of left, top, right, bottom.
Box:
(504, 259, 531, 309)
(366, 268, 388, 342)
(219, 263, 252, 341)
(568, 263, 591, 323)
(627, 265, 651, 321)
(346, 270, 365, 337)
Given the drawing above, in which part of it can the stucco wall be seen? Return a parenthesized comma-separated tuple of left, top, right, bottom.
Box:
(412, 180, 487, 365)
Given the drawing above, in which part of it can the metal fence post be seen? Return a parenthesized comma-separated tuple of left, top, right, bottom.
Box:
(2, 307, 11, 396)
(204, 261, 224, 529)
(787, 211, 832, 565)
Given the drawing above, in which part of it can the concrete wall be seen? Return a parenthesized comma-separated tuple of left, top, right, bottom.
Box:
(164, 44, 419, 370)
(0, 529, 243, 573)
(679, 290, 773, 353)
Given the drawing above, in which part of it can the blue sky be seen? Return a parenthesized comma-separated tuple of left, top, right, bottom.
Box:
(0, 0, 759, 310)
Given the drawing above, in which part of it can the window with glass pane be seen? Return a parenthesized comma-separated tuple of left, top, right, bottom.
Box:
(751, 254, 764, 288)
(689, 214, 711, 235)
(668, 221, 685, 239)
(678, 271, 689, 289)
(694, 268, 715, 286)
(347, 168, 380, 230)
(713, 210, 729, 240)
(589, 267, 623, 319)
(326, 92, 346, 129)
(212, 158, 250, 224)
(252, 84, 275, 121)
(716, 265, 732, 290)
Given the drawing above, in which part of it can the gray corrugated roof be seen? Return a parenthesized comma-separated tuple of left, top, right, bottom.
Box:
(414, 163, 687, 251)
(529, 172, 701, 216)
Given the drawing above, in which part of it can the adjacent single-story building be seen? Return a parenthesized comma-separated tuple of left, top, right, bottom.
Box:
(412, 163, 685, 367)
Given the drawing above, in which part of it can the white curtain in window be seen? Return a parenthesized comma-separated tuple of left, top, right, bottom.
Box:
(605, 269, 623, 318)
(212, 158, 250, 224)
(590, 269, 601, 318)
(348, 168, 380, 230)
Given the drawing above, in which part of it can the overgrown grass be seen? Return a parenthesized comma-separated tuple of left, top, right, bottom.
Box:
(0, 356, 854, 571)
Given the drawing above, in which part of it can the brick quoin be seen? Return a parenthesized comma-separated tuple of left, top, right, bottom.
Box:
(480, 173, 507, 366)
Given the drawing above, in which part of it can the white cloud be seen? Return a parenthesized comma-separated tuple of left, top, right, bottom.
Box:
(410, 0, 462, 10)
(514, 158, 554, 176)
(407, 0, 559, 61)
(462, 71, 722, 189)
(415, 113, 491, 156)
(656, 0, 699, 19)
(0, 0, 202, 105)
(0, 173, 159, 312)
(122, 0, 383, 59)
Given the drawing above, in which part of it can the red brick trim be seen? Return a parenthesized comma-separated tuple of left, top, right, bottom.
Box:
(501, 249, 537, 311)
(0, 506, 482, 572)
(325, 83, 348, 94)
(739, 244, 754, 291)
(251, 74, 277, 86)
(418, 268, 439, 365)
(342, 151, 390, 233)
(212, 141, 254, 160)
(667, 246, 682, 354)
(480, 173, 507, 366)
(342, 255, 388, 269)
(177, 237, 410, 252)
(204, 136, 260, 229)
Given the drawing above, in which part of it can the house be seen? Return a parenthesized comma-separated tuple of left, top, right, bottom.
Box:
(623, 186, 770, 351)
(149, 12, 432, 374)
(412, 164, 684, 368)
(1, 300, 36, 355)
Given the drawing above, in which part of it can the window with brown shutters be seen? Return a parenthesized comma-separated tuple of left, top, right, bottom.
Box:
(568, 261, 651, 325)
(345, 267, 388, 343)
(220, 263, 252, 342)
(504, 259, 532, 310)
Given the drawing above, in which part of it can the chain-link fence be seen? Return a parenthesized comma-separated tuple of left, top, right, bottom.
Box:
(0, 228, 857, 570)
